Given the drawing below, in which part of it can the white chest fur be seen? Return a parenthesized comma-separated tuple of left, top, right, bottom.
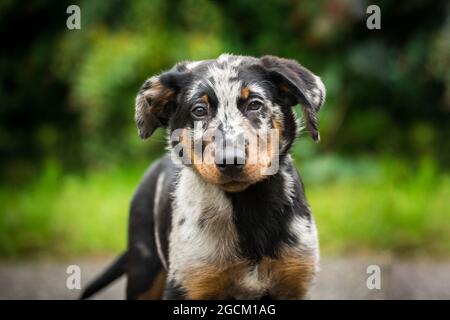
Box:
(168, 168, 239, 278)
(166, 167, 319, 299)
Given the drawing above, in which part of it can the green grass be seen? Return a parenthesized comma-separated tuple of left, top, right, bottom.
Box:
(0, 162, 147, 258)
(1, 156, 449, 258)
(299, 155, 450, 256)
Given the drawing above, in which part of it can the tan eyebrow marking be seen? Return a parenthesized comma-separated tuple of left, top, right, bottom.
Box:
(241, 87, 250, 100)
(201, 94, 209, 104)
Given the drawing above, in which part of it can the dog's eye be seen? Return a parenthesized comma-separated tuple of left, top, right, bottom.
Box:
(191, 105, 208, 118)
(247, 100, 263, 111)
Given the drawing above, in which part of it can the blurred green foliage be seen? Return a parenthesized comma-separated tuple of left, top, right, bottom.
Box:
(1, 156, 449, 258)
(1, 0, 450, 179)
(0, 0, 449, 257)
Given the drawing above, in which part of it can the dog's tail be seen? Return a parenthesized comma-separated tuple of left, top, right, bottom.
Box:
(79, 252, 128, 299)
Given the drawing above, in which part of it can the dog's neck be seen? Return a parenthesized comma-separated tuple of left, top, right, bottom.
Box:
(225, 156, 310, 259)
(174, 155, 311, 259)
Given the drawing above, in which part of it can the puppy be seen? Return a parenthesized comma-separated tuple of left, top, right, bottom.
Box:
(81, 54, 326, 300)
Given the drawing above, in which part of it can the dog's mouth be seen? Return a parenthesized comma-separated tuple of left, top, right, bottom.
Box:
(219, 180, 251, 192)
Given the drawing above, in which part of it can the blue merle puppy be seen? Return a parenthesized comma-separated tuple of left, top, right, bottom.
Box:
(81, 54, 326, 300)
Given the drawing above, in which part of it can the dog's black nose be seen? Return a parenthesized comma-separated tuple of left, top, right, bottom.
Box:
(216, 147, 245, 176)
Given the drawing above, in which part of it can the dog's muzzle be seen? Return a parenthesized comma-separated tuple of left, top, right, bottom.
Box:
(215, 145, 246, 178)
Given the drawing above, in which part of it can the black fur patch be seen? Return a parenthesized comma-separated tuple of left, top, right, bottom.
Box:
(226, 161, 311, 260)
(163, 279, 187, 299)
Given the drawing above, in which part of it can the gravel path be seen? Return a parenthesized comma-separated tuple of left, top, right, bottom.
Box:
(1, 256, 449, 299)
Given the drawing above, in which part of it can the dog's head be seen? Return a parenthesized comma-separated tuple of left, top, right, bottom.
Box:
(135, 54, 325, 192)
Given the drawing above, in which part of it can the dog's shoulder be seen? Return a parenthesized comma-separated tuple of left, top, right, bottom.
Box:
(128, 154, 179, 277)
(129, 153, 180, 235)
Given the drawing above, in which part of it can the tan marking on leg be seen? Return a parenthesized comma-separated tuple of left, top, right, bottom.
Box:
(181, 251, 315, 299)
(138, 271, 167, 300)
(183, 262, 250, 299)
(260, 253, 316, 299)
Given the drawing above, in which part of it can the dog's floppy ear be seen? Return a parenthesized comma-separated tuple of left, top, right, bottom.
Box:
(135, 65, 192, 139)
(260, 55, 326, 142)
